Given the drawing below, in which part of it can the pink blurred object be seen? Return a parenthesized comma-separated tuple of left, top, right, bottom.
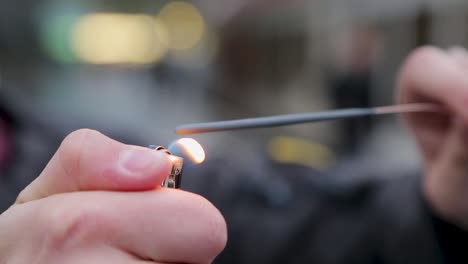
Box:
(0, 117, 11, 169)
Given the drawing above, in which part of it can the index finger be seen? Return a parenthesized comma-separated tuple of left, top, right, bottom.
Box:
(398, 46, 468, 122)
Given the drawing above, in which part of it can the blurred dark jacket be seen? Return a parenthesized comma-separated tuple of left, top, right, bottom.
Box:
(185, 158, 468, 264)
(1, 95, 467, 263)
(0, 94, 59, 210)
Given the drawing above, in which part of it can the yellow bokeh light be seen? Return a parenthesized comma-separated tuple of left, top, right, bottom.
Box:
(267, 136, 335, 170)
(170, 26, 219, 68)
(158, 1, 206, 51)
(176, 138, 206, 164)
(72, 13, 169, 65)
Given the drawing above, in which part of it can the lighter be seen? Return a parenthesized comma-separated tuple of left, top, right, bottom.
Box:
(149, 138, 205, 189)
(148, 145, 184, 189)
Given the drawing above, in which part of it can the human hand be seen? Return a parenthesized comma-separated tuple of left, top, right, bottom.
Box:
(398, 46, 468, 228)
(0, 129, 227, 263)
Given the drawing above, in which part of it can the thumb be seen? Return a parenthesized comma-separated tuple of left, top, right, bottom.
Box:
(16, 129, 172, 204)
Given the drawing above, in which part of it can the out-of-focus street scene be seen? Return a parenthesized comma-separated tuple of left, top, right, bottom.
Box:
(4, 0, 466, 173)
(1, 0, 468, 262)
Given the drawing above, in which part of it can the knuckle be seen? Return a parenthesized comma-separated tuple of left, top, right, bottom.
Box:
(397, 46, 444, 101)
(44, 201, 107, 250)
(410, 46, 441, 62)
(402, 46, 441, 75)
(58, 129, 98, 174)
(62, 129, 97, 147)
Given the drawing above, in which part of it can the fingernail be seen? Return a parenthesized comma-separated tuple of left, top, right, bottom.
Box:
(118, 148, 161, 173)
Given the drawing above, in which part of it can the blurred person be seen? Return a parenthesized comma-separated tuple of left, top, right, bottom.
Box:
(0, 92, 60, 210)
(1, 46, 468, 263)
(0, 90, 139, 212)
(327, 26, 383, 154)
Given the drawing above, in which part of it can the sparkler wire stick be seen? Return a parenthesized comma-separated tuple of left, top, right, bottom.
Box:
(175, 103, 442, 135)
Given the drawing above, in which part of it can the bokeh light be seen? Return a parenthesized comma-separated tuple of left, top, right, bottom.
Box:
(268, 136, 335, 170)
(72, 13, 169, 65)
(39, 14, 80, 64)
(158, 1, 206, 51)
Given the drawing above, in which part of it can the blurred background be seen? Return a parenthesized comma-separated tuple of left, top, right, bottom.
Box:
(1, 0, 468, 185)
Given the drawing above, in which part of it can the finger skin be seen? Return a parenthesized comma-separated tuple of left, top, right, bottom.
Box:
(2, 189, 227, 264)
(425, 119, 468, 227)
(397, 46, 468, 163)
(397, 47, 468, 166)
(4, 242, 155, 264)
(17, 129, 172, 204)
(399, 46, 468, 121)
(398, 46, 468, 228)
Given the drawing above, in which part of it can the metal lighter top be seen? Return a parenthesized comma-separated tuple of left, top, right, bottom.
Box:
(149, 145, 184, 189)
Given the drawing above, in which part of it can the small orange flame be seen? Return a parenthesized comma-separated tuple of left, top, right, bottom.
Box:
(176, 138, 205, 164)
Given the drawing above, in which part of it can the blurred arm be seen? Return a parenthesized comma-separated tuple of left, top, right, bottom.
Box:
(186, 159, 468, 263)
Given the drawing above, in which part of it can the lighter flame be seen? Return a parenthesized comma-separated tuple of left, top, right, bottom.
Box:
(177, 138, 205, 164)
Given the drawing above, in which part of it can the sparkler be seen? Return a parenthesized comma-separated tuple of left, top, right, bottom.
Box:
(175, 103, 442, 135)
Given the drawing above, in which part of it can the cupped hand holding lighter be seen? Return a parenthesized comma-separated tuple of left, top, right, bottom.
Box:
(4, 129, 225, 263)
(2, 46, 468, 262)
